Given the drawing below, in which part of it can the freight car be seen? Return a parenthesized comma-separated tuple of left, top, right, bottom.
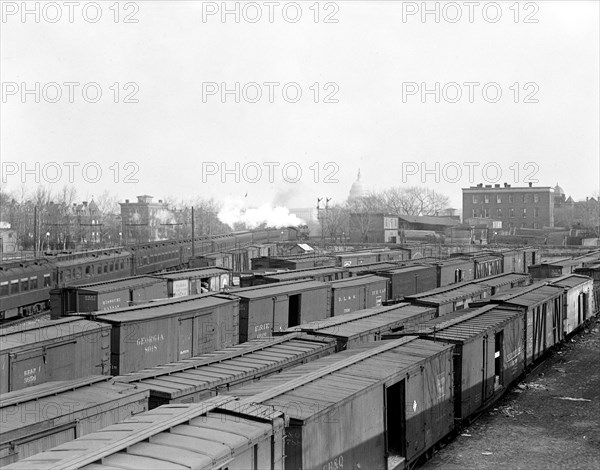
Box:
(251, 254, 337, 270)
(247, 266, 347, 286)
(0, 317, 111, 393)
(80, 293, 240, 375)
(3, 396, 286, 470)
(157, 267, 231, 297)
(471, 272, 531, 295)
(376, 264, 438, 300)
(230, 280, 331, 341)
(403, 280, 491, 317)
(549, 274, 595, 335)
(49, 276, 169, 319)
(282, 302, 437, 350)
(0, 376, 149, 467)
(328, 275, 388, 316)
(230, 337, 455, 470)
(574, 263, 600, 314)
(114, 333, 337, 408)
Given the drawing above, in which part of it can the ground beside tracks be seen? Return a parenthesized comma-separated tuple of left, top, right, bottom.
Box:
(420, 317, 600, 470)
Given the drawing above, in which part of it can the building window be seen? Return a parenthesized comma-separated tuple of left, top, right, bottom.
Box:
(508, 195, 513, 203)
(43, 274, 51, 287)
(497, 208, 503, 218)
(509, 208, 515, 218)
(534, 207, 540, 218)
(523, 208, 527, 218)
(533, 223, 538, 229)
(472, 209, 477, 218)
(522, 194, 527, 203)
(484, 195, 490, 204)
(484, 208, 490, 218)
(534, 194, 540, 203)
(496, 195, 501, 203)
(472, 195, 478, 204)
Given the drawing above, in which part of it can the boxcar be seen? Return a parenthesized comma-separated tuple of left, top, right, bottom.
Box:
(158, 267, 231, 297)
(335, 252, 379, 267)
(0, 376, 149, 467)
(4, 396, 285, 470)
(283, 302, 437, 350)
(328, 275, 389, 316)
(478, 283, 566, 366)
(83, 293, 239, 375)
(49, 276, 169, 319)
(230, 280, 331, 341)
(404, 281, 491, 317)
(433, 258, 475, 286)
(549, 274, 595, 335)
(472, 272, 531, 295)
(115, 333, 336, 408)
(345, 262, 399, 277)
(396, 305, 526, 420)
(574, 264, 600, 314)
(258, 266, 348, 285)
(0, 317, 111, 393)
(230, 337, 455, 470)
(376, 265, 438, 300)
(251, 255, 336, 270)
(473, 254, 504, 279)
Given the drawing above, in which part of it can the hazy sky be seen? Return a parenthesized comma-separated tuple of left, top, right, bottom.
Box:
(1, 0, 599, 211)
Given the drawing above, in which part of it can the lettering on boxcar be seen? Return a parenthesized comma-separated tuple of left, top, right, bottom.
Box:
(322, 455, 344, 470)
(101, 297, 122, 310)
(23, 366, 40, 384)
(436, 373, 446, 400)
(137, 334, 164, 353)
(505, 347, 522, 366)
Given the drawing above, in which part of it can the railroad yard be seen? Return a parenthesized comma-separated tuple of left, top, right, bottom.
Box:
(421, 317, 600, 470)
(1, 241, 599, 469)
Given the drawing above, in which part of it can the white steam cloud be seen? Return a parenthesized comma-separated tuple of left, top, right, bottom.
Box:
(218, 199, 305, 229)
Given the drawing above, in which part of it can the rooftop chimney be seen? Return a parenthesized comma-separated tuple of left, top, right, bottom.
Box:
(125, 199, 129, 203)
(528, 182, 532, 187)
(495, 184, 500, 188)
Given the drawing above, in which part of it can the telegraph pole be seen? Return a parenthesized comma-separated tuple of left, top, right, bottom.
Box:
(191, 206, 195, 257)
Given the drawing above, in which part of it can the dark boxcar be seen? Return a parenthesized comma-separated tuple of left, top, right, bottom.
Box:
(472, 272, 531, 295)
(158, 267, 231, 297)
(0, 376, 149, 467)
(84, 293, 239, 375)
(336, 252, 379, 267)
(473, 254, 504, 279)
(4, 396, 285, 470)
(0, 318, 111, 393)
(549, 274, 595, 335)
(404, 281, 491, 317)
(284, 302, 437, 350)
(480, 283, 566, 366)
(230, 337, 455, 470)
(377, 264, 438, 300)
(259, 266, 347, 285)
(51, 276, 169, 318)
(328, 275, 389, 316)
(434, 258, 475, 286)
(402, 305, 526, 420)
(115, 333, 336, 408)
(528, 263, 566, 279)
(251, 255, 336, 270)
(377, 249, 410, 262)
(345, 262, 399, 277)
(230, 280, 331, 341)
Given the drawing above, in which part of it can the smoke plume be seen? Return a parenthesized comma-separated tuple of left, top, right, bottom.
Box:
(218, 199, 305, 229)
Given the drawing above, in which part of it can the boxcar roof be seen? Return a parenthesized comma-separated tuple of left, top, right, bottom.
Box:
(408, 305, 522, 341)
(346, 262, 398, 273)
(261, 266, 345, 281)
(231, 337, 452, 422)
(1, 376, 148, 436)
(0, 318, 109, 350)
(229, 280, 328, 298)
(114, 334, 336, 398)
(75, 276, 163, 292)
(3, 396, 281, 470)
(472, 273, 530, 288)
(158, 267, 230, 280)
(328, 274, 388, 288)
(549, 274, 593, 288)
(90, 294, 237, 323)
(404, 282, 488, 304)
(488, 282, 564, 307)
(380, 264, 436, 275)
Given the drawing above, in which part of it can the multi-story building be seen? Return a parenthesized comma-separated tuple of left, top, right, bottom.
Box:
(349, 213, 399, 243)
(462, 183, 554, 230)
(119, 195, 176, 244)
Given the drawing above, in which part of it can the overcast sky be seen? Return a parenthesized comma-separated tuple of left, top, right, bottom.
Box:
(1, 0, 599, 212)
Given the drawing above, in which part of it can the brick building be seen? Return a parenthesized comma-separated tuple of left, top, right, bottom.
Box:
(462, 183, 554, 230)
(120, 195, 176, 244)
(349, 213, 399, 243)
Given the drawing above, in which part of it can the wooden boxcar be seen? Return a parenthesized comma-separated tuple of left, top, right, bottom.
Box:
(230, 337, 455, 470)
(397, 305, 526, 420)
(4, 396, 285, 470)
(376, 265, 438, 300)
(83, 293, 239, 375)
(433, 258, 475, 286)
(549, 274, 595, 335)
(115, 333, 336, 408)
(230, 280, 331, 341)
(50, 276, 169, 318)
(0, 376, 148, 467)
(345, 262, 399, 277)
(477, 283, 566, 366)
(251, 255, 336, 270)
(473, 254, 504, 279)
(0, 318, 111, 393)
(335, 252, 380, 267)
(328, 275, 389, 316)
(472, 272, 531, 295)
(404, 281, 491, 317)
(283, 302, 437, 350)
(257, 266, 347, 285)
(158, 267, 231, 297)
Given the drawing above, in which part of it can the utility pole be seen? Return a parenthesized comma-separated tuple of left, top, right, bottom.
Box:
(33, 206, 38, 258)
(191, 206, 195, 258)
